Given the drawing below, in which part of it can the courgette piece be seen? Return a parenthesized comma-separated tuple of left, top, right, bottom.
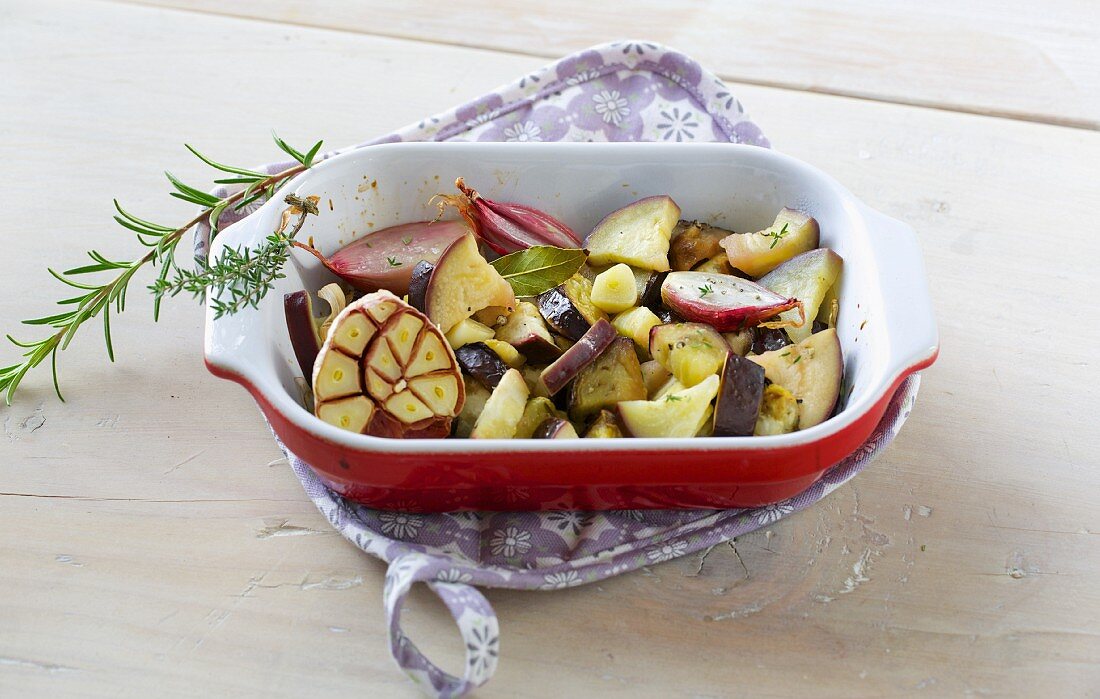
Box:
(515, 396, 567, 439)
(649, 322, 732, 387)
(611, 306, 662, 356)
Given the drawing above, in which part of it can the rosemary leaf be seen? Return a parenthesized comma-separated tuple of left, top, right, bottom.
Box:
(184, 144, 266, 178)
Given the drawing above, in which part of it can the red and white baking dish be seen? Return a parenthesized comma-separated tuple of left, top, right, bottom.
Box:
(204, 142, 938, 511)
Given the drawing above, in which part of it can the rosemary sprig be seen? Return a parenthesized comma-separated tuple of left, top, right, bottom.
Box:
(0, 133, 324, 404)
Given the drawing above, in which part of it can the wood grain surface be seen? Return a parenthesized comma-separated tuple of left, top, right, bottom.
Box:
(123, 0, 1100, 129)
(1, 0, 1098, 696)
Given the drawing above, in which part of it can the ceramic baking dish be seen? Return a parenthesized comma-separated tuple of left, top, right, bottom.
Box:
(204, 142, 938, 511)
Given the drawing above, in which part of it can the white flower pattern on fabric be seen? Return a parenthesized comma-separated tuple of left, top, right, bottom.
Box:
(755, 502, 794, 525)
(565, 69, 603, 86)
(592, 90, 630, 125)
(541, 571, 583, 589)
(489, 527, 532, 557)
(645, 540, 687, 563)
(437, 568, 473, 584)
(379, 512, 423, 539)
(504, 120, 542, 142)
(464, 109, 502, 129)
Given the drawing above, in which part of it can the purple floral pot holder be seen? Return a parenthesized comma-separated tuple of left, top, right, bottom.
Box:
(197, 41, 921, 698)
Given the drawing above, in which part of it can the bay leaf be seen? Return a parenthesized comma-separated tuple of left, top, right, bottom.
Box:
(490, 246, 587, 296)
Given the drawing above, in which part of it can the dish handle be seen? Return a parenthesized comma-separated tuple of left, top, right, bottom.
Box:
(201, 213, 277, 390)
(864, 207, 940, 376)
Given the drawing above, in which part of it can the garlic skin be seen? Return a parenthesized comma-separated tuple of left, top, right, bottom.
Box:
(316, 283, 347, 339)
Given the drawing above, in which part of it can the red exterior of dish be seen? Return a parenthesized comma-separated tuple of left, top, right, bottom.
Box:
(207, 350, 936, 512)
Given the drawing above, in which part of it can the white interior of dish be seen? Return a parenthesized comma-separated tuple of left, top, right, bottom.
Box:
(205, 142, 936, 453)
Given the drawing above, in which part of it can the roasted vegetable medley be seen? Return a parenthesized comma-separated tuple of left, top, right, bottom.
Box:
(285, 180, 844, 440)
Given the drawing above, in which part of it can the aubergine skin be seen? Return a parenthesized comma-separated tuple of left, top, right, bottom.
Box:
(539, 318, 618, 396)
(495, 301, 563, 363)
(406, 260, 434, 313)
(531, 417, 576, 439)
(284, 291, 322, 379)
(536, 286, 591, 341)
(653, 306, 683, 325)
(641, 271, 669, 310)
(454, 342, 511, 390)
(713, 353, 766, 437)
(752, 326, 792, 354)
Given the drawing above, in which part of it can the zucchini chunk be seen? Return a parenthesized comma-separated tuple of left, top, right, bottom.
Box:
(515, 396, 567, 439)
(445, 317, 496, 350)
(649, 322, 732, 387)
(611, 306, 662, 356)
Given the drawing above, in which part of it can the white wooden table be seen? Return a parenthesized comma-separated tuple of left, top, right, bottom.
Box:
(2, 1, 1098, 696)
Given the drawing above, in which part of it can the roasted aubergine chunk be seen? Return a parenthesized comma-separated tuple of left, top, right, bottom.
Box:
(569, 336, 647, 423)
